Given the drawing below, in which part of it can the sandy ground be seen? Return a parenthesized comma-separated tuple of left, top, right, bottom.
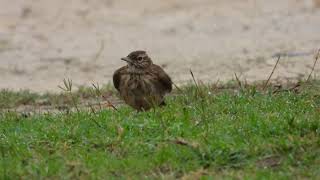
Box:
(0, 0, 320, 92)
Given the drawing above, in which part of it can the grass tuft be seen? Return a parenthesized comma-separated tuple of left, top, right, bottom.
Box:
(1, 80, 320, 178)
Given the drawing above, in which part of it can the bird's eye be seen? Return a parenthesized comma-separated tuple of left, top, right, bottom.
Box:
(138, 57, 143, 61)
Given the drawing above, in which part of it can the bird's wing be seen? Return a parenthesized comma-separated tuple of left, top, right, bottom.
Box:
(151, 64, 172, 93)
(113, 66, 127, 91)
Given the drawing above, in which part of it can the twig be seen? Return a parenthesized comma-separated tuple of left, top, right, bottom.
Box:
(58, 78, 80, 113)
(170, 137, 199, 149)
(306, 49, 320, 82)
(88, 102, 96, 114)
(172, 81, 183, 93)
(87, 102, 106, 130)
(234, 73, 242, 89)
(92, 40, 105, 62)
(190, 69, 199, 90)
(102, 96, 118, 111)
(244, 78, 249, 88)
(92, 83, 102, 110)
(92, 83, 118, 111)
(91, 118, 104, 129)
(272, 83, 301, 94)
(263, 55, 281, 90)
(211, 79, 220, 91)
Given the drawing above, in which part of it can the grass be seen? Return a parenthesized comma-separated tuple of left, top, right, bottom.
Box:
(0, 81, 320, 179)
(0, 84, 116, 110)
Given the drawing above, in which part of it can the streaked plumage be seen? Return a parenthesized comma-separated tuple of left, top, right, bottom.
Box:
(113, 51, 172, 111)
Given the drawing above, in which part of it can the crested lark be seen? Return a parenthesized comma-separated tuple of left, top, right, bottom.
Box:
(113, 50, 172, 111)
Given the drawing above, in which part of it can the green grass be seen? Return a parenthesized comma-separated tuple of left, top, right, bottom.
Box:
(1, 82, 320, 179)
(0, 84, 116, 109)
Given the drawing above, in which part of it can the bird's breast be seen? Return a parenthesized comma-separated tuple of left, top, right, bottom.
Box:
(122, 74, 155, 94)
(118, 73, 164, 110)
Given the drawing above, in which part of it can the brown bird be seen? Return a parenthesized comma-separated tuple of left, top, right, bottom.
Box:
(113, 50, 172, 111)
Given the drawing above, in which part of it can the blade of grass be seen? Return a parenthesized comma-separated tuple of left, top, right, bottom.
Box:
(92, 40, 105, 62)
(234, 73, 242, 89)
(263, 55, 281, 90)
(92, 82, 118, 111)
(306, 49, 320, 82)
(190, 69, 199, 91)
(172, 82, 183, 93)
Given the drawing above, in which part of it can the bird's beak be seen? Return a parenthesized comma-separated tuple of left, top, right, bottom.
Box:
(121, 57, 132, 63)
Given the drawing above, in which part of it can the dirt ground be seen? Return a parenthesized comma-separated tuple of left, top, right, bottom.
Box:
(0, 0, 320, 92)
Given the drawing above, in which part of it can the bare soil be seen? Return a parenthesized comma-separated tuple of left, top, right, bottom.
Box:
(0, 0, 320, 92)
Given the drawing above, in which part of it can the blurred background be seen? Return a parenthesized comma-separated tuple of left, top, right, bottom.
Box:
(0, 0, 319, 92)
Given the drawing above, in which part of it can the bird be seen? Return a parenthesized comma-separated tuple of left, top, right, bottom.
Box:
(113, 50, 172, 111)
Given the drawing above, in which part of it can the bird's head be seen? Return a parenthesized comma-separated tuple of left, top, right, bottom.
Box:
(121, 50, 153, 70)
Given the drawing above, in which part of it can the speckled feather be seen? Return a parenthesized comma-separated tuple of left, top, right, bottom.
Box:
(113, 51, 172, 111)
